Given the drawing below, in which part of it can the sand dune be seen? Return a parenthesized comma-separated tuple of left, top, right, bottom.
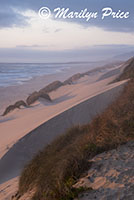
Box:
(0, 81, 126, 184)
(74, 141, 134, 200)
(0, 65, 123, 160)
(97, 66, 123, 81)
(0, 63, 127, 199)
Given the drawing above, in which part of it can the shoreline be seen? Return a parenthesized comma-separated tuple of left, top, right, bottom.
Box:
(0, 62, 124, 160)
(0, 61, 121, 115)
(0, 61, 127, 200)
(0, 60, 110, 88)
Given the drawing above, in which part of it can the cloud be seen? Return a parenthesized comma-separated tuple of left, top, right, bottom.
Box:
(54, 28, 62, 33)
(0, 7, 29, 28)
(16, 44, 50, 48)
(0, 44, 134, 63)
(0, 0, 134, 32)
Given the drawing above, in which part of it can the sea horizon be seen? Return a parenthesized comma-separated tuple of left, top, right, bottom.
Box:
(0, 61, 101, 87)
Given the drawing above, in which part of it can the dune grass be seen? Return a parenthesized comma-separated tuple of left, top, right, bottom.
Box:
(115, 57, 134, 82)
(18, 59, 134, 200)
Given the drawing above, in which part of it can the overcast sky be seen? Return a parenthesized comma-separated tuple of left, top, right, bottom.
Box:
(0, 0, 134, 62)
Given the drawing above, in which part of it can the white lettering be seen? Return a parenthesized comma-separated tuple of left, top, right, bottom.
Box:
(54, 8, 69, 19)
(53, 7, 129, 21)
(102, 7, 112, 19)
(124, 12, 129, 18)
(54, 7, 98, 21)
(102, 7, 130, 19)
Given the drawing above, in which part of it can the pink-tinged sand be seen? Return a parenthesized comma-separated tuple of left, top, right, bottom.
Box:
(0, 64, 127, 200)
(0, 66, 124, 159)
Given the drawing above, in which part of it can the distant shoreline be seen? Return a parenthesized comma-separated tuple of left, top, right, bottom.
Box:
(0, 61, 106, 88)
(0, 61, 119, 114)
(0, 60, 126, 200)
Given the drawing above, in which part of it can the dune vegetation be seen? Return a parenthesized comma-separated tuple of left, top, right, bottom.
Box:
(18, 58, 134, 200)
(115, 57, 134, 82)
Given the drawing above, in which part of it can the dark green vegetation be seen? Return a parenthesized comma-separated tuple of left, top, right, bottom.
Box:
(19, 58, 134, 200)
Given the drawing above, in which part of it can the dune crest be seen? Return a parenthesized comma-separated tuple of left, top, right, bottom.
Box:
(2, 100, 27, 116)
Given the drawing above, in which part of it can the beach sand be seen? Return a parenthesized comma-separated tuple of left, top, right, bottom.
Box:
(0, 61, 108, 115)
(74, 141, 134, 200)
(0, 62, 127, 199)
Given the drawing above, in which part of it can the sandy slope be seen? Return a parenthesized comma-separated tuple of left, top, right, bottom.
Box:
(0, 64, 126, 199)
(0, 65, 123, 159)
(74, 141, 134, 200)
(0, 61, 107, 115)
(0, 178, 18, 200)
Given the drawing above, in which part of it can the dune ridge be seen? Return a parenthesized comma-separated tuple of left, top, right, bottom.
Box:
(2, 63, 122, 116)
(15, 57, 134, 200)
(0, 60, 128, 200)
(0, 81, 125, 184)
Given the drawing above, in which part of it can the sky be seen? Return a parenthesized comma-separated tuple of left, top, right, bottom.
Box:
(0, 0, 134, 62)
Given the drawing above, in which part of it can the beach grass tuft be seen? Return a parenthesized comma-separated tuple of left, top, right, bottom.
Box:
(18, 58, 134, 200)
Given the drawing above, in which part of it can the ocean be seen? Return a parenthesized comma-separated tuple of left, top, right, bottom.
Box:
(0, 62, 97, 87)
